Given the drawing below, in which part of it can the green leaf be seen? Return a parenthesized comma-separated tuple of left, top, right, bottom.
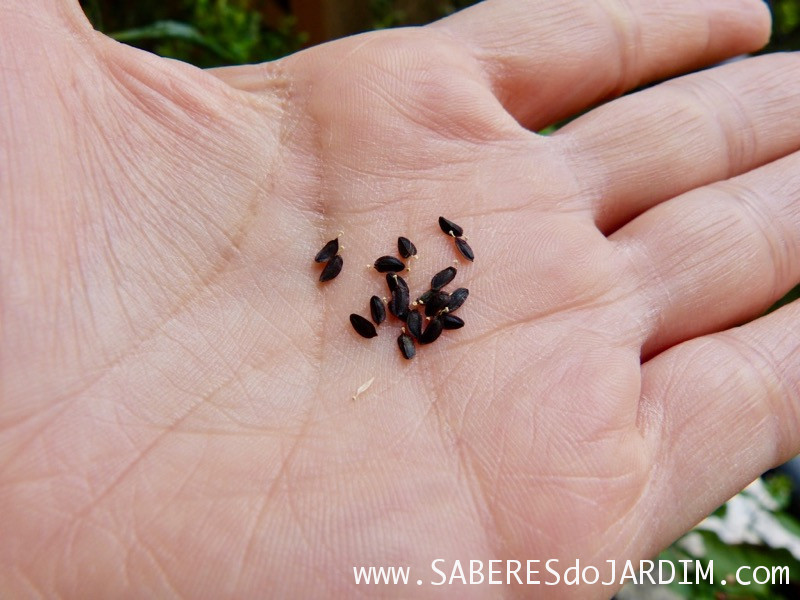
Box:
(772, 511, 800, 539)
(764, 473, 794, 511)
(110, 20, 235, 62)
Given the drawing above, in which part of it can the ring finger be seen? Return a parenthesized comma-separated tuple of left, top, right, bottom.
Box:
(556, 54, 800, 232)
(613, 150, 800, 358)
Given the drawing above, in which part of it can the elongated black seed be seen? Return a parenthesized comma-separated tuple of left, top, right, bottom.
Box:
(455, 237, 474, 262)
(319, 254, 343, 282)
(406, 309, 423, 339)
(431, 266, 457, 290)
(389, 284, 410, 321)
(350, 313, 378, 338)
(397, 237, 417, 259)
(446, 287, 469, 313)
(314, 238, 339, 263)
(425, 291, 451, 317)
(398, 333, 416, 359)
(388, 274, 409, 295)
(416, 289, 435, 305)
(370, 295, 386, 325)
(374, 256, 405, 273)
(419, 317, 444, 345)
(441, 314, 465, 330)
(439, 216, 464, 237)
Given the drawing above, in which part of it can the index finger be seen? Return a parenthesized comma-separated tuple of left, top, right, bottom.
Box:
(432, 0, 771, 129)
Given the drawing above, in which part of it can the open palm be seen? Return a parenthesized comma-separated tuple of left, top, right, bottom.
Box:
(3, 0, 800, 597)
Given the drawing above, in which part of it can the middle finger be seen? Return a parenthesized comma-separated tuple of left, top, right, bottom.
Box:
(555, 54, 800, 233)
(612, 149, 800, 358)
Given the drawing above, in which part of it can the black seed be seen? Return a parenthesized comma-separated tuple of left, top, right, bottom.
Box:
(406, 310, 423, 339)
(374, 256, 405, 273)
(398, 333, 416, 359)
(425, 291, 450, 317)
(455, 237, 474, 262)
(397, 237, 417, 259)
(419, 317, 444, 345)
(389, 284, 410, 321)
(438, 216, 464, 237)
(314, 238, 339, 263)
(319, 255, 343, 282)
(441, 314, 465, 330)
(386, 273, 409, 295)
(446, 288, 469, 313)
(370, 295, 386, 325)
(431, 266, 457, 290)
(350, 313, 378, 338)
(416, 289, 435, 305)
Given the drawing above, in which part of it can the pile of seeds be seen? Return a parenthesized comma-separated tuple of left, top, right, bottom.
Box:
(315, 216, 472, 360)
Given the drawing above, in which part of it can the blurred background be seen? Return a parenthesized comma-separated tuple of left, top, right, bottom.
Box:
(78, 1, 800, 598)
(78, 0, 480, 67)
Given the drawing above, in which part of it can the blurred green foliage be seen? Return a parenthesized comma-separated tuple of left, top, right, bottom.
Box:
(370, 0, 481, 29)
(370, 0, 406, 29)
(80, 0, 305, 67)
(768, 0, 800, 51)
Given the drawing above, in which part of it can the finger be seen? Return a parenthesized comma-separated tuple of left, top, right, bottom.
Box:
(431, 0, 770, 129)
(639, 300, 800, 549)
(612, 150, 800, 358)
(558, 54, 800, 232)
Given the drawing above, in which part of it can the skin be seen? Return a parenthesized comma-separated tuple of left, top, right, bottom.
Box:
(2, 0, 799, 597)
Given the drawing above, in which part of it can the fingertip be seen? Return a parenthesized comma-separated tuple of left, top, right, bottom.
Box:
(710, 0, 773, 52)
(761, 2, 774, 45)
(749, 0, 773, 47)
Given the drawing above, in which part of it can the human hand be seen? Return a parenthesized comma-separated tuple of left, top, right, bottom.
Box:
(2, 0, 799, 597)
